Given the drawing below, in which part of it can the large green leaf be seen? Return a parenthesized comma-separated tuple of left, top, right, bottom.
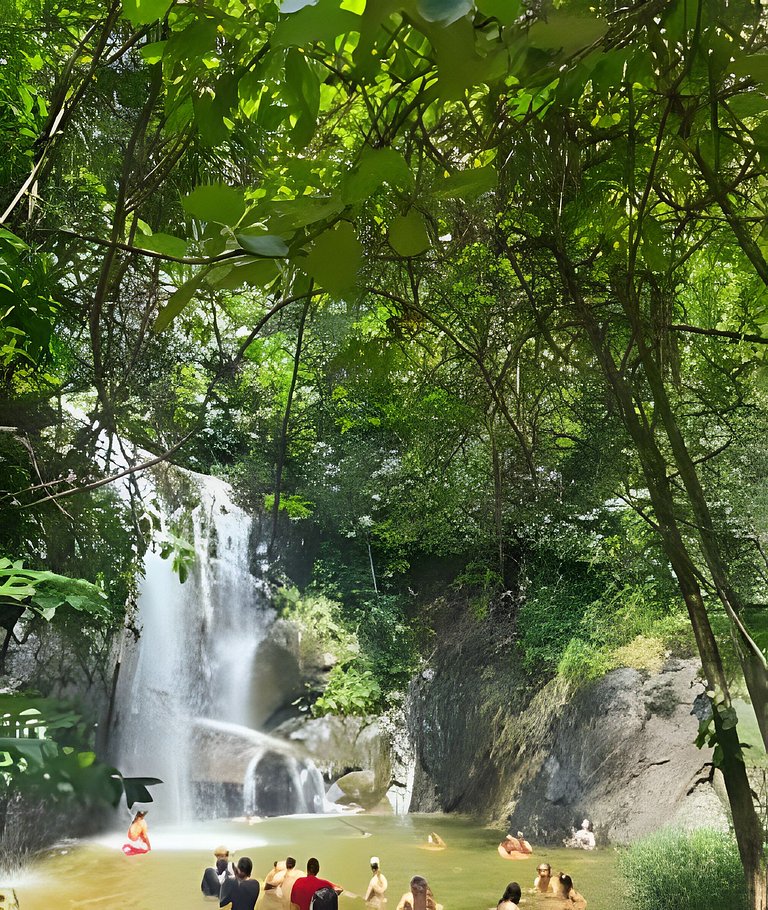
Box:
(477, 0, 521, 25)
(122, 0, 172, 26)
(135, 233, 188, 259)
(304, 222, 361, 295)
(528, 13, 608, 54)
(434, 164, 497, 199)
(235, 233, 290, 257)
(153, 274, 205, 333)
(417, 0, 473, 25)
(342, 148, 413, 203)
(388, 211, 431, 257)
(273, 0, 360, 48)
(182, 185, 246, 226)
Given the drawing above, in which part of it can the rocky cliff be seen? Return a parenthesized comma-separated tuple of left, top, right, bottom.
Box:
(406, 613, 729, 844)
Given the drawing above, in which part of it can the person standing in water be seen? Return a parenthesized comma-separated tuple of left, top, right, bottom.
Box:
(122, 810, 151, 855)
(533, 863, 555, 893)
(220, 857, 260, 910)
(365, 857, 388, 905)
(282, 857, 304, 910)
(396, 876, 442, 910)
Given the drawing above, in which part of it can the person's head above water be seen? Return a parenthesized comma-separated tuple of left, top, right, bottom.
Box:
(408, 876, 435, 910)
(370, 856, 380, 870)
(558, 873, 574, 893)
(286, 857, 297, 869)
(236, 857, 253, 879)
(536, 863, 551, 877)
(500, 882, 521, 904)
(307, 857, 320, 875)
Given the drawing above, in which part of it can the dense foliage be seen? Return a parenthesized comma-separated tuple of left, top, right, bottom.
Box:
(2, 0, 768, 897)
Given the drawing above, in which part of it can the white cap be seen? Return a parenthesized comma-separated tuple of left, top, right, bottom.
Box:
(370, 856, 380, 866)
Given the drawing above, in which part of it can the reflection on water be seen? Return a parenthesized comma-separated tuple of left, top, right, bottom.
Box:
(13, 815, 621, 910)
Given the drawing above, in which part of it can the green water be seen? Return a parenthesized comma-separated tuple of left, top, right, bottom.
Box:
(13, 814, 619, 910)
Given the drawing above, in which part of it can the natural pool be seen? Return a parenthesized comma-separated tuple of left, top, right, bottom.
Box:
(13, 813, 621, 910)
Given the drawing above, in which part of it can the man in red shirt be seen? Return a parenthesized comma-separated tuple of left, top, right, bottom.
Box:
(289, 858, 342, 910)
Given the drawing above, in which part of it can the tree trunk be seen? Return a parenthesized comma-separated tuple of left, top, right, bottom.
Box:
(557, 250, 767, 909)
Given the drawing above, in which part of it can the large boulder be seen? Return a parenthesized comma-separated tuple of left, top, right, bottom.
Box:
(273, 714, 393, 805)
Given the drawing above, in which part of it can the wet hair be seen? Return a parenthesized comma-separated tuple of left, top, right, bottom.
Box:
(311, 887, 338, 910)
(558, 873, 574, 894)
(237, 857, 253, 878)
(409, 876, 436, 910)
(307, 857, 320, 875)
(286, 857, 296, 869)
(536, 863, 551, 875)
(499, 883, 521, 905)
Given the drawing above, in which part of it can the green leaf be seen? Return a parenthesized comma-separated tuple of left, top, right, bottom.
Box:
(528, 13, 608, 54)
(417, 0, 473, 25)
(342, 148, 413, 203)
(139, 41, 166, 64)
(730, 54, 768, 84)
(273, 0, 360, 48)
(433, 164, 497, 199)
(208, 258, 279, 289)
(304, 222, 361, 295)
(153, 274, 204, 333)
(388, 211, 431, 257)
(122, 0, 172, 26)
(477, 0, 520, 25)
(135, 233, 188, 259)
(235, 233, 290, 257)
(182, 185, 246, 225)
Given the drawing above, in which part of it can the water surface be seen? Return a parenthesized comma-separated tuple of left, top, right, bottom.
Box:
(14, 814, 620, 910)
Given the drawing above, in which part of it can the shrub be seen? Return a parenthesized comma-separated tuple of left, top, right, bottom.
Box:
(619, 828, 747, 910)
(557, 638, 611, 684)
(312, 665, 381, 717)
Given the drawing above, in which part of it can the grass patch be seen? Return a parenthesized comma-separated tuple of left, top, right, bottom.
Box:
(619, 828, 747, 910)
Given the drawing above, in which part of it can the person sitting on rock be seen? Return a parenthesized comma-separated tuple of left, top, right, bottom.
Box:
(497, 832, 532, 859)
(532, 862, 556, 893)
(554, 873, 587, 909)
(496, 882, 522, 910)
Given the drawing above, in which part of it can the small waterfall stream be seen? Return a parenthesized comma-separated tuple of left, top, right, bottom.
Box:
(111, 470, 325, 821)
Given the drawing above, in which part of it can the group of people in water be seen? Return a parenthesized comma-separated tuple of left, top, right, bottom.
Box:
(194, 839, 587, 910)
(122, 810, 588, 910)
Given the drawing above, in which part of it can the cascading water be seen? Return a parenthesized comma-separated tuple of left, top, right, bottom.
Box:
(110, 469, 325, 821)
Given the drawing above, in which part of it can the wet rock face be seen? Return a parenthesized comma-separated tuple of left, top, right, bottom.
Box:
(408, 638, 729, 843)
(508, 660, 728, 845)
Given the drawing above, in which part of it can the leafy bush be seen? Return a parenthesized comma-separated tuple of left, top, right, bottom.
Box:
(619, 828, 747, 910)
(557, 637, 611, 683)
(312, 665, 381, 717)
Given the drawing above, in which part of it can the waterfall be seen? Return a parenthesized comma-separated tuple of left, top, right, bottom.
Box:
(110, 469, 325, 821)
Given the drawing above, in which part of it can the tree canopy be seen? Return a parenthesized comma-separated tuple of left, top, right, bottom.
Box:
(2, 0, 768, 901)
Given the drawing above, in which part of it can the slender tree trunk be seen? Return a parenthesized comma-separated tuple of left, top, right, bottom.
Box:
(268, 294, 310, 557)
(556, 250, 767, 910)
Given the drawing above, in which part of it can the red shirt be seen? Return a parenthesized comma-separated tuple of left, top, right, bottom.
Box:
(290, 875, 337, 910)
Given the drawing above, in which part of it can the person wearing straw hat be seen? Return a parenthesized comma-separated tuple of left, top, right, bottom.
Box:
(365, 857, 388, 905)
(202, 845, 236, 897)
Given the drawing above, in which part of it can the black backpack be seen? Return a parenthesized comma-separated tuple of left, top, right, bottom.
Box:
(311, 886, 339, 910)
